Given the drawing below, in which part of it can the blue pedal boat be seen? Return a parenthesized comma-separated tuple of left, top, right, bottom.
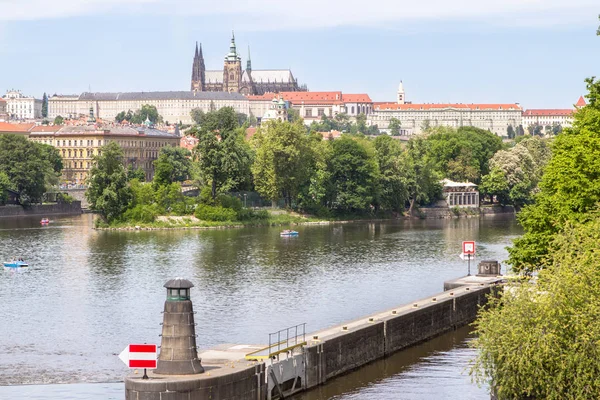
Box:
(280, 230, 299, 237)
(3, 260, 29, 269)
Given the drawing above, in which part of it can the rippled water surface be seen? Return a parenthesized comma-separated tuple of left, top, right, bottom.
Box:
(0, 214, 520, 398)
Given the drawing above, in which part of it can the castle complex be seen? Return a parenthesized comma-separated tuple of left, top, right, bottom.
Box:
(191, 33, 307, 95)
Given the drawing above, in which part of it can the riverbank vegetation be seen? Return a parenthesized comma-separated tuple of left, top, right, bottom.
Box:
(472, 75, 600, 399)
(87, 106, 552, 227)
(0, 134, 63, 205)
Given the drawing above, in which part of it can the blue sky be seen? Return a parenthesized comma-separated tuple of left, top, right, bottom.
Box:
(0, 0, 598, 108)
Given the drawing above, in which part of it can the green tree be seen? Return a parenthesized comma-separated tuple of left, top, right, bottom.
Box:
(506, 124, 515, 139)
(42, 93, 48, 118)
(355, 113, 367, 134)
(115, 110, 133, 123)
(0, 134, 51, 204)
(152, 147, 191, 187)
(479, 166, 510, 205)
(130, 104, 163, 124)
(420, 119, 431, 132)
(190, 108, 205, 125)
(325, 135, 380, 212)
(473, 218, 600, 400)
(0, 171, 11, 205)
(287, 107, 301, 123)
(508, 77, 600, 274)
(86, 142, 132, 222)
(126, 165, 146, 182)
(35, 142, 63, 188)
(404, 137, 442, 214)
(388, 118, 401, 136)
(196, 107, 252, 199)
(552, 123, 563, 135)
(373, 135, 408, 212)
(53, 115, 64, 125)
(252, 120, 315, 207)
(516, 124, 525, 136)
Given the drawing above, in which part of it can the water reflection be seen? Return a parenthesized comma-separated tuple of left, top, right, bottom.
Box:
(0, 214, 519, 398)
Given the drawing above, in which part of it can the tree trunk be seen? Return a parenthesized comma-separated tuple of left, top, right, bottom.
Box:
(211, 173, 217, 200)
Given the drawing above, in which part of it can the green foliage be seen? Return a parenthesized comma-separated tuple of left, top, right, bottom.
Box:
(0, 171, 11, 205)
(129, 179, 155, 207)
(0, 134, 53, 204)
(116, 105, 162, 124)
(41, 93, 48, 118)
(122, 204, 161, 223)
(155, 182, 185, 214)
(252, 120, 315, 207)
(373, 135, 408, 212)
(86, 142, 132, 222)
(404, 137, 442, 213)
(388, 118, 401, 136)
(424, 126, 503, 183)
(216, 194, 242, 212)
(194, 204, 237, 221)
(126, 165, 146, 182)
(506, 124, 515, 139)
(53, 115, 64, 125)
(190, 108, 205, 125)
(508, 77, 600, 274)
(196, 107, 253, 199)
(479, 166, 510, 205)
(473, 218, 600, 399)
(326, 135, 380, 212)
(57, 193, 74, 204)
(152, 146, 191, 187)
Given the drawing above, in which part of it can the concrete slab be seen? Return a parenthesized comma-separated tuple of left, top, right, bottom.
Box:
(444, 275, 503, 290)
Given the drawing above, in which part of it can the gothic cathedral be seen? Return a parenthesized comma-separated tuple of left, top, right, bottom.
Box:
(190, 32, 307, 96)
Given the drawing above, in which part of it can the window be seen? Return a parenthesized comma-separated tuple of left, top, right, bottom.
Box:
(305, 109, 312, 117)
(351, 106, 355, 114)
(317, 108, 325, 117)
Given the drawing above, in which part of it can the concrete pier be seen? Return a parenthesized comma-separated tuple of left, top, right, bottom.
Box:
(125, 269, 501, 400)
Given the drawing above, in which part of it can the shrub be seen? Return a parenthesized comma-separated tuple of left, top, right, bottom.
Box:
(194, 204, 237, 221)
(217, 194, 243, 211)
(123, 204, 160, 223)
(57, 193, 75, 204)
(236, 208, 269, 221)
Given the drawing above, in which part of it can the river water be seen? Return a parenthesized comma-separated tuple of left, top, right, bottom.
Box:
(0, 214, 521, 399)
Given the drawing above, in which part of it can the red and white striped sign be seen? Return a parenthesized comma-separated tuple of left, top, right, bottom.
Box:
(462, 241, 476, 255)
(118, 344, 157, 369)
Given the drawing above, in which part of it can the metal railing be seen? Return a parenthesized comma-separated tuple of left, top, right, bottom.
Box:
(245, 323, 307, 361)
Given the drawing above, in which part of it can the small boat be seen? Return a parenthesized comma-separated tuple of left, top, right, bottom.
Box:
(3, 260, 29, 269)
(40, 218, 50, 225)
(280, 230, 299, 237)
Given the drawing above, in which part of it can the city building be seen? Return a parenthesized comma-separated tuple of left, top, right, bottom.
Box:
(190, 33, 307, 95)
(280, 91, 373, 125)
(0, 98, 7, 121)
(260, 97, 288, 123)
(29, 120, 180, 183)
(2, 90, 42, 120)
(47, 94, 81, 120)
(442, 179, 479, 208)
(521, 96, 587, 129)
(48, 91, 250, 125)
(370, 82, 522, 136)
(0, 122, 35, 136)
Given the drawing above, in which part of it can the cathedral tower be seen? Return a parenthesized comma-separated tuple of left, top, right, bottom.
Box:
(223, 31, 242, 93)
(191, 42, 206, 91)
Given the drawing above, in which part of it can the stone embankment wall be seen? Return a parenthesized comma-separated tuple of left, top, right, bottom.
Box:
(302, 286, 492, 392)
(0, 202, 82, 218)
(419, 205, 514, 219)
(62, 189, 88, 208)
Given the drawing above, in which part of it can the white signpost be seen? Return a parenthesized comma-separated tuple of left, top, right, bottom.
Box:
(119, 344, 157, 379)
(461, 241, 476, 275)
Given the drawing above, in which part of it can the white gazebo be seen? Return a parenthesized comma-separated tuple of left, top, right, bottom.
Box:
(441, 179, 479, 208)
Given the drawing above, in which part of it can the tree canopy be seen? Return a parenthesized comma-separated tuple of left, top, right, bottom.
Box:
(0, 134, 59, 204)
(508, 77, 600, 274)
(86, 142, 132, 222)
(152, 147, 191, 188)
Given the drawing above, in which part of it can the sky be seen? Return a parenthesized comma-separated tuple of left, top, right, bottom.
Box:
(0, 0, 599, 108)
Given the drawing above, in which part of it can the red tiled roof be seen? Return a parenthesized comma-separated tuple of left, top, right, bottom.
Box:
(180, 135, 199, 150)
(247, 93, 279, 101)
(0, 122, 35, 132)
(245, 127, 257, 139)
(30, 125, 62, 133)
(0, 98, 6, 103)
(317, 130, 342, 139)
(575, 96, 587, 107)
(342, 94, 372, 103)
(375, 103, 522, 111)
(280, 91, 343, 103)
(523, 109, 573, 117)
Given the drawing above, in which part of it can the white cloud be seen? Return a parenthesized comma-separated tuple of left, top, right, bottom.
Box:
(0, 0, 598, 30)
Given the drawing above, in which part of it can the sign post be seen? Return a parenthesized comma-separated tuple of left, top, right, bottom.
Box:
(462, 241, 476, 276)
(119, 344, 157, 380)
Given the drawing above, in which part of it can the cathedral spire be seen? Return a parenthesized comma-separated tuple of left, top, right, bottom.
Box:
(194, 41, 199, 59)
(247, 45, 252, 71)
